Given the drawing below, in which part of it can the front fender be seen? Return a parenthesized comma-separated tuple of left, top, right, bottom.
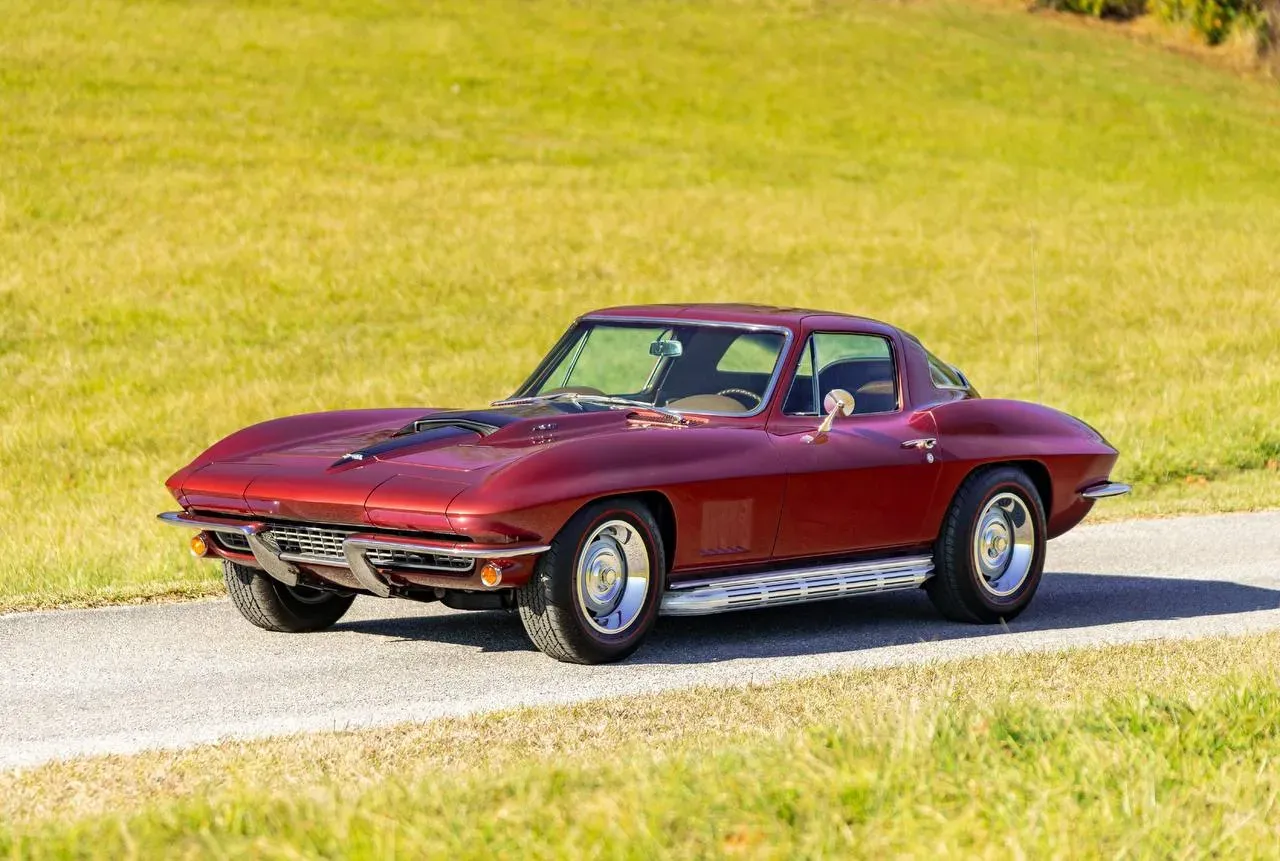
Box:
(165, 409, 427, 501)
(445, 424, 787, 569)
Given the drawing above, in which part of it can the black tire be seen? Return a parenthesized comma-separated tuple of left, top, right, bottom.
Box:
(516, 499, 666, 664)
(926, 466, 1047, 624)
(222, 560, 356, 633)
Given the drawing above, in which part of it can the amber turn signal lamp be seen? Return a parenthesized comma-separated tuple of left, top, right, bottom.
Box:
(189, 533, 210, 558)
(479, 561, 503, 588)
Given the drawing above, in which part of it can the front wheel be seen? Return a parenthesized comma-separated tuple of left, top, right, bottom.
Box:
(223, 560, 356, 633)
(927, 466, 1047, 624)
(516, 499, 665, 664)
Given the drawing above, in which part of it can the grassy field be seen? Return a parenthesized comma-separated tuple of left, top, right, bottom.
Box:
(2, 633, 1279, 857)
(2, 0, 1279, 610)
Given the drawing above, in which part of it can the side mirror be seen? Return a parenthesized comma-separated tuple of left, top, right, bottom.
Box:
(815, 388, 855, 434)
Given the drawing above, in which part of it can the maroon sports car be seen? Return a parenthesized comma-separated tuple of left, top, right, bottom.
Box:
(160, 303, 1129, 663)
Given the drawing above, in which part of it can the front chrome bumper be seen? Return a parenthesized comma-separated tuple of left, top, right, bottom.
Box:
(1079, 481, 1132, 500)
(158, 511, 549, 596)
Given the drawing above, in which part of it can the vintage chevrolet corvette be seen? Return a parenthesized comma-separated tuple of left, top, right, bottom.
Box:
(160, 303, 1129, 663)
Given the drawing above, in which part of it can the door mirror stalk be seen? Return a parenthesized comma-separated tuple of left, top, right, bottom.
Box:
(804, 389, 855, 443)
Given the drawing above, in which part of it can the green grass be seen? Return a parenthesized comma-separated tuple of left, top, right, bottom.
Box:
(4, 633, 1280, 857)
(2, 0, 1279, 610)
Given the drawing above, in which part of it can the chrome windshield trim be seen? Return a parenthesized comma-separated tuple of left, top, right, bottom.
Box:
(510, 315, 796, 419)
(1080, 481, 1132, 499)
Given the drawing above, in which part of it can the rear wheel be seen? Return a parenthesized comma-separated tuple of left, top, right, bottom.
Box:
(927, 466, 1046, 624)
(223, 560, 355, 633)
(516, 499, 665, 664)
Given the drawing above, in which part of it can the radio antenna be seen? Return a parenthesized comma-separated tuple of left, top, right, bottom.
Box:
(1030, 225, 1043, 403)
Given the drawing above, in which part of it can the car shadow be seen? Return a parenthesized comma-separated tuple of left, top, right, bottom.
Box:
(330, 572, 1280, 663)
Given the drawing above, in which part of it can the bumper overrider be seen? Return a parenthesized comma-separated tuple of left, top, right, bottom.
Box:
(1079, 481, 1132, 500)
(158, 511, 549, 597)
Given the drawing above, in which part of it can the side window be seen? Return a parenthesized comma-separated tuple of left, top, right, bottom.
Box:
(783, 333, 897, 415)
(925, 350, 967, 389)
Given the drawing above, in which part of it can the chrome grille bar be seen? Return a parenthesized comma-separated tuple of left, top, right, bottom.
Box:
(263, 524, 477, 574)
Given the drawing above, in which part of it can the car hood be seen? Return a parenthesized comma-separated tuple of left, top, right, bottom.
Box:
(173, 403, 678, 529)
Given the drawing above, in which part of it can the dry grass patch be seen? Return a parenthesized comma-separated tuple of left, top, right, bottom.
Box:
(2, 632, 1279, 857)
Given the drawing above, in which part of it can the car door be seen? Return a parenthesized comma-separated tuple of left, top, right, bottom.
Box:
(767, 331, 941, 560)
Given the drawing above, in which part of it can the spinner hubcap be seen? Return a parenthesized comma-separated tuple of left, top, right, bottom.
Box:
(972, 492, 1036, 597)
(576, 519, 651, 635)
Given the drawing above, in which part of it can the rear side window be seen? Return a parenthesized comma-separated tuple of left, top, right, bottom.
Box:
(926, 350, 967, 389)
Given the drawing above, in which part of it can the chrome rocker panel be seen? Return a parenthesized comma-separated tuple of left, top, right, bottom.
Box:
(660, 554, 935, 616)
(158, 512, 550, 596)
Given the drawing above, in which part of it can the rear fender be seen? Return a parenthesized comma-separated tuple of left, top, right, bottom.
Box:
(927, 399, 1120, 539)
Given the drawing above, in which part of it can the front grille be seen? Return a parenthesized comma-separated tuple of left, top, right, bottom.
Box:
(265, 524, 350, 564)
(366, 548, 473, 572)
(251, 523, 473, 573)
(214, 532, 251, 553)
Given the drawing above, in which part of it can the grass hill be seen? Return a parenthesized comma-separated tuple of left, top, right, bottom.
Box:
(2, 0, 1279, 609)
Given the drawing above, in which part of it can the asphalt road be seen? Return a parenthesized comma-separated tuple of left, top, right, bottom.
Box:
(3, 512, 1279, 770)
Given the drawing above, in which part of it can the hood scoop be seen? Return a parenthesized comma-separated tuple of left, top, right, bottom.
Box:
(332, 423, 485, 469)
(400, 417, 502, 437)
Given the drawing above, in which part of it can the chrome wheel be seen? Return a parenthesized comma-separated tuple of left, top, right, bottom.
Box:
(972, 492, 1036, 597)
(576, 519, 651, 635)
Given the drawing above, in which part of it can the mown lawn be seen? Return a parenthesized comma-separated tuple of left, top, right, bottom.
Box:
(3, 633, 1280, 857)
(2, 0, 1279, 610)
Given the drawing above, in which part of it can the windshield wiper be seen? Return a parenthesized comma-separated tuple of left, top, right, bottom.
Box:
(491, 393, 685, 421)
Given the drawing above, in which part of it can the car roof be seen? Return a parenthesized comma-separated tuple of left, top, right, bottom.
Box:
(582, 303, 907, 339)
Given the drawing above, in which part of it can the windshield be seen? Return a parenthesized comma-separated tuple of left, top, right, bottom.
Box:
(513, 320, 789, 414)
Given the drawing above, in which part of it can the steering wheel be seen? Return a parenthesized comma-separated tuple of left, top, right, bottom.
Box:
(716, 388, 762, 409)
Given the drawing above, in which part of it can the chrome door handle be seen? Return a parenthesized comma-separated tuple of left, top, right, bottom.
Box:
(902, 438, 937, 450)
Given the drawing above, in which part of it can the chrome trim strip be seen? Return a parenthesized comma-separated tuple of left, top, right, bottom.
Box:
(156, 512, 300, 586)
(1081, 482, 1132, 499)
(342, 536, 552, 559)
(277, 552, 346, 567)
(660, 554, 934, 616)
(157, 511, 264, 535)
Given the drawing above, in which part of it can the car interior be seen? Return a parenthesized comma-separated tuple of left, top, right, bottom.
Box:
(782, 357, 898, 415)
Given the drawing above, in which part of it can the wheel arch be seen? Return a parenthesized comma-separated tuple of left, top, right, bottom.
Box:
(578, 490, 677, 578)
(933, 458, 1053, 543)
(1003, 459, 1053, 512)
